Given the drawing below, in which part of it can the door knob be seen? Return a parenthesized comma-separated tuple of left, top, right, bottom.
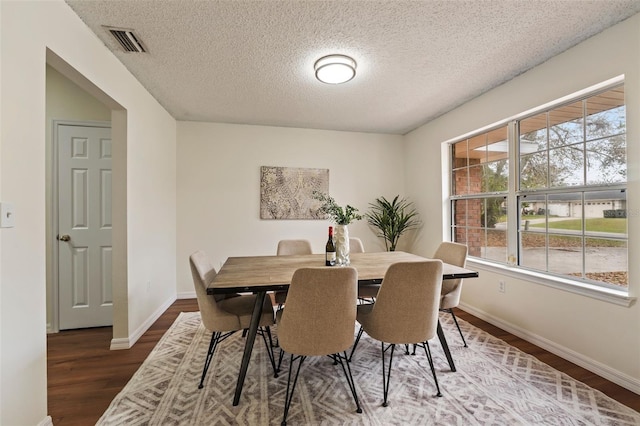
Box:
(58, 234, 71, 242)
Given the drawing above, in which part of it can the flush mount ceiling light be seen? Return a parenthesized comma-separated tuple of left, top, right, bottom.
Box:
(314, 54, 357, 84)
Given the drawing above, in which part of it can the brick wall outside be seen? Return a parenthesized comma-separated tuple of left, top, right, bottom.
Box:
(453, 158, 483, 256)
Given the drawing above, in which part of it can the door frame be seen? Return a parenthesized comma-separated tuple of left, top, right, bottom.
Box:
(50, 119, 111, 333)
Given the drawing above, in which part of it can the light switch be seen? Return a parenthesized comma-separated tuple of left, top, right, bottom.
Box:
(0, 203, 15, 228)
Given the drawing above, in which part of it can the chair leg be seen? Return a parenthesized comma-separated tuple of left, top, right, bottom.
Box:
(259, 326, 278, 377)
(449, 309, 468, 347)
(381, 342, 396, 407)
(199, 331, 221, 389)
(348, 326, 364, 362)
(277, 347, 285, 373)
(418, 341, 442, 397)
(282, 354, 306, 426)
(335, 351, 363, 414)
(199, 330, 240, 389)
(273, 304, 284, 348)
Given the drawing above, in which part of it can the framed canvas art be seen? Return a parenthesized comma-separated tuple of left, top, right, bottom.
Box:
(260, 166, 329, 219)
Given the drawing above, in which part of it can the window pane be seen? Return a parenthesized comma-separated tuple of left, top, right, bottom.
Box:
(453, 199, 469, 227)
(585, 189, 626, 234)
(468, 164, 483, 194)
(547, 192, 581, 229)
(483, 196, 506, 228)
(520, 193, 544, 218)
(485, 229, 507, 263)
(548, 235, 583, 276)
(585, 238, 627, 289)
(520, 113, 547, 153)
(453, 140, 469, 168)
(484, 126, 509, 161)
(520, 151, 547, 189)
(467, 133, 487, 157)
(549, 101, 583, 148)
(586, 138, 626, 185)
(466, 227, 483, 258)
(453, 226, 467, 245)
(549, 145, 584, 187)
(452, 197, 498, 260)
(586, 88, 625, 141)
(483, 160, 508, 192)
(520, 232, 545, 270)
(452, 167, 469, 195)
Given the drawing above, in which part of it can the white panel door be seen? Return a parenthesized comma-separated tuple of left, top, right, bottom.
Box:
(58, 124, 113, 329)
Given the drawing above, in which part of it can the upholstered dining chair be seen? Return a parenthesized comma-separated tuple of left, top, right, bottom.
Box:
(433, 241, 469, 347)
(350, 260, 444, 405)
(276, 267, 362, 425)
(189, 251, 278, 390)
(349, 237, 365, 253)
(273, 239, 313, 310)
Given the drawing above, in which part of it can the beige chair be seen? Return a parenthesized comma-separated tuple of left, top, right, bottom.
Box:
(273, 239, 313, 309)
(276, 267, 362, 425)
(349, 237, 365, 253)
(190, 251, 277, 389)
(433, 242, 469, 347)
(351, 260, 444, 405)
(276, 239, 313, 256)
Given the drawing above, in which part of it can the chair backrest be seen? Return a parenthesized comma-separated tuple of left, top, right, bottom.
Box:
(349, 237, 365, 253)
(278, 267, 358, 356)
(433, 242, 468, 268)
(277, 239, 313, 256)
(189, 250, 235, 329)
(366, 260, 443, 344)
(433, 242, 468, 307)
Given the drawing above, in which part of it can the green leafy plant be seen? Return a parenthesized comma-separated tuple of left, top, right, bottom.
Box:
(366, 195, 421, 251)
(312, 191, 363, 225)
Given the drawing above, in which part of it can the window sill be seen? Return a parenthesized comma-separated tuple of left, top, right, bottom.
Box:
(467, 258, 636, 307)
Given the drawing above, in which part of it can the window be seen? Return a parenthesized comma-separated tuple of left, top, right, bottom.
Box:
(450, 83, 627, 292)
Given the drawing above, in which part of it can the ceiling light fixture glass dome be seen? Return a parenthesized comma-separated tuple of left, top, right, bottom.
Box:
(314, 54, 357, 84)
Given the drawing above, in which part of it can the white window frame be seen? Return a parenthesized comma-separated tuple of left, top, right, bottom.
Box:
(445, 76, 634, 306)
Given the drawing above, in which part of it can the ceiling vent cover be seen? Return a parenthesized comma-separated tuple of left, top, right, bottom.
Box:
(105, 26, 147, 53)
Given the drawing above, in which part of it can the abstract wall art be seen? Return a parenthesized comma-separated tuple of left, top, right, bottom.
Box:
(260, 166, 329, 219)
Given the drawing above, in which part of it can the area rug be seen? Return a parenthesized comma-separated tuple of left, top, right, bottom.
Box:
(97, 312, 640, 425)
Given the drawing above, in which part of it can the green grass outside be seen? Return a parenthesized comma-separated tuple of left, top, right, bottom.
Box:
(528, 218, 626, 233)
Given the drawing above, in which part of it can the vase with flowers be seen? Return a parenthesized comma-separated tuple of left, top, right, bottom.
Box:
(313, 191, 363, 266)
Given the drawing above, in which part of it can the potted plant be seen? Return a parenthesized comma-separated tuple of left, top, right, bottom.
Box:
(366, 195, 421, 251)
(313, 191, 363, 265)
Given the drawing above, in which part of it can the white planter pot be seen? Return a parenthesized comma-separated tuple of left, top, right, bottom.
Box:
(334, 225, 350, 266)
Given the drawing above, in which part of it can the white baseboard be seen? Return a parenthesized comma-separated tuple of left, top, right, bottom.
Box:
(459, 302, 640, 395)
(177, 291, 196, 299)
(110, 295, 176, 350)
(38, 415, 53, 426)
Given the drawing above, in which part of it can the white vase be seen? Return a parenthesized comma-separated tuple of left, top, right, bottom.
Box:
(334, 224, 350, 266)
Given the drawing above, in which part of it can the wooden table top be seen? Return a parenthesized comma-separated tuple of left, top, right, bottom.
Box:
(207, 251, 478, 295)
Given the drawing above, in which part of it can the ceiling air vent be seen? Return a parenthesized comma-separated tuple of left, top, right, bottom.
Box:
(105, 26, 147, 53)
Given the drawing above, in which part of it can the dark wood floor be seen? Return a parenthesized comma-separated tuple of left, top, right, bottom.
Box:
(47, 300, 639, 425)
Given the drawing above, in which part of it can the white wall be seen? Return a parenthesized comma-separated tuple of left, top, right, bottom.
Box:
(1, 1, 177, 424)
(405, 14, 640, 392)
(176, 122, 404, 295)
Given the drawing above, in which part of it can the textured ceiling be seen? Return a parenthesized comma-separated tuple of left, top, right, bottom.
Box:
(65, 0, 640, 135)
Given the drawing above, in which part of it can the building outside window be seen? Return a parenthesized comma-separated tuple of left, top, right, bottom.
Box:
(450, 83, 627, 292)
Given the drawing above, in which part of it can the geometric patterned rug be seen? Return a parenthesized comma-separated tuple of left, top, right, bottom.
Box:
(97, 312, 640, 425)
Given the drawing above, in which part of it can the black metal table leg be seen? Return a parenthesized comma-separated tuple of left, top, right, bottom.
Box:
(232, 291, 266, 406)
(436, 319, 456, 372)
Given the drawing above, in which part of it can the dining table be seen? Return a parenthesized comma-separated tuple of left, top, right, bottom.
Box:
(207, 250, 479, 406)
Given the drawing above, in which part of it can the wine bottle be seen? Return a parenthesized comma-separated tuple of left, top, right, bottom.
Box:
(325, 226, 336, 266)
